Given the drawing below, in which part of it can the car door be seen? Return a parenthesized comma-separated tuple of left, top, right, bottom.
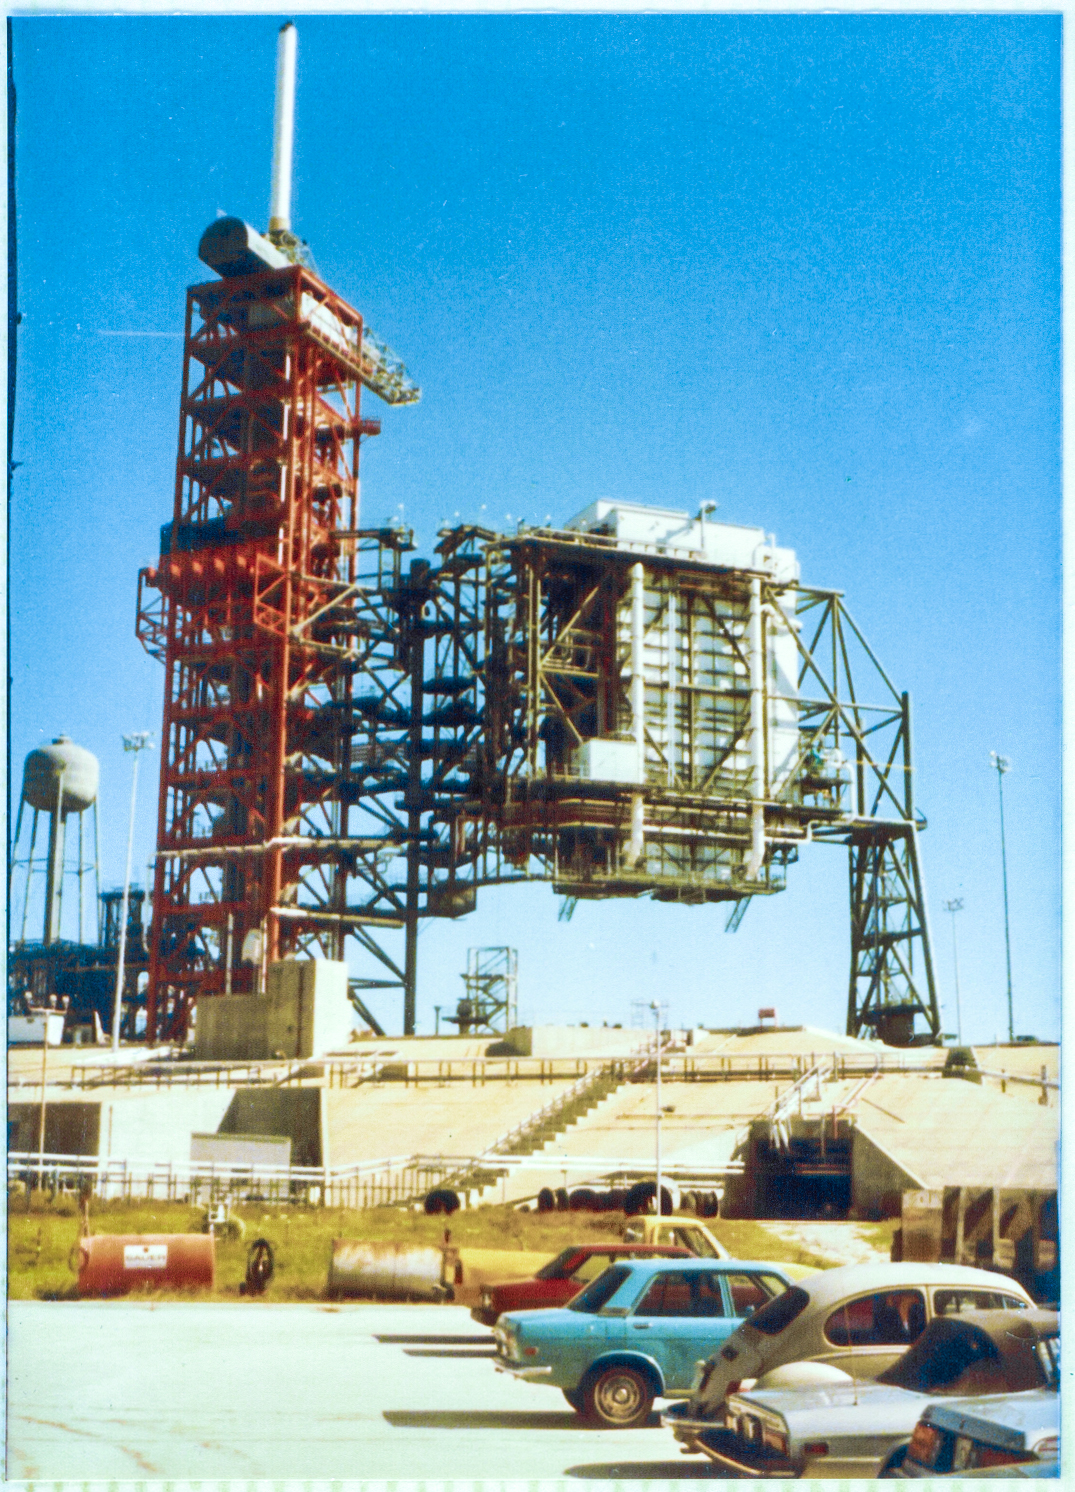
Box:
(815, 1288, 929, 1379)
(629, 1269, 739, 1391)
(558, 1264, 633, 1381)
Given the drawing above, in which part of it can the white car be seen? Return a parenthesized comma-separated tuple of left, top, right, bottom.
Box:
(664, 1307, 1056, 1479)
(666, 1260, 1035, 1458)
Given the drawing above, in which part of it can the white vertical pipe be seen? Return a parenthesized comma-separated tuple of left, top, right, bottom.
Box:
(746, 576, 766, 879)
(225, 912, 234, 997)
(626, 792, 645, 868)
(626, 562, 647, 870)
(269, 23, 298, 233)
(666, 587, 677, 787)
(631, 562, 646, 780)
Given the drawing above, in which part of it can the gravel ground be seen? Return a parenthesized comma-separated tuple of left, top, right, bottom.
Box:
(759, 1220, 892, 1268)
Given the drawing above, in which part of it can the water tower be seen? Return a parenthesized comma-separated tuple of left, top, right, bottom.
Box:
(11, 735, 100, 945)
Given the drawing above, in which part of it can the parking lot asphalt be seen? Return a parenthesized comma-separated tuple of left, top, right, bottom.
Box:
(8, 1301, 729, 1480)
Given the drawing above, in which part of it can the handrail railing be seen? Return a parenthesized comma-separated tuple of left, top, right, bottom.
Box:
(15, 1045, 1049, 1094)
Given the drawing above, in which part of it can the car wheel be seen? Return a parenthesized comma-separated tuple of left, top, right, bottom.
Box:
(582, 1366, 655, 1428)
(879, 1446, 908, 1477)
(562, 1388, 584, 1411)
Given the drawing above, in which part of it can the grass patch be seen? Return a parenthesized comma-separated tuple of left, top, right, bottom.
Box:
(8, 1195, 844, 1302)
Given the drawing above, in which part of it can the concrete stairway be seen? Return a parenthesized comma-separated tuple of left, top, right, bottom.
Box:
(430, 1063, 629, 1203)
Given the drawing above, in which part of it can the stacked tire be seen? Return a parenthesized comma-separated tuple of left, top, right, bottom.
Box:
(623, 1181, 675, 1217)
(423, 1188, 461, 1215)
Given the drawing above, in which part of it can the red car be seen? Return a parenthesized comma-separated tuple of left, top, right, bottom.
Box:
(470, 1242, 692, 1325)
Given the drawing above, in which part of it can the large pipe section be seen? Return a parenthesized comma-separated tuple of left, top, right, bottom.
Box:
(269, 22, 298, 234)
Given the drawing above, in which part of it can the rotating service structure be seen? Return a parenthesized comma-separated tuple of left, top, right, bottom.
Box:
(452, 501, 941, 1047)
(477, 503, 803, 901)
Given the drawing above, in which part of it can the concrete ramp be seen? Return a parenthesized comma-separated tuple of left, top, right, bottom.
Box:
(850, 1074, 1058, 1196)
(323, 1079, 579, 1168)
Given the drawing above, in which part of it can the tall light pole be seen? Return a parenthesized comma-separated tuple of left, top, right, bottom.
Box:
(989, 752, 1014, 1044)
(942, 898, 964, 1046)
(649, 1000, 664, 1215)
(112, 732, 154, 1054)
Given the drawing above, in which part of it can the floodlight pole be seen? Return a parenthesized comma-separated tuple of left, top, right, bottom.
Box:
(989, 752, 1014, 1044)
(942, 898, 964, 1046)
(112, 733, 154, 1053)
(650, 1000, 663, 1215)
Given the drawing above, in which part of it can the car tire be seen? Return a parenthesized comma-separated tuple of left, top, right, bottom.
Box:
(562, 1388, 584, 1412)
(879, 1446, 909, 1477)
(581, 1366, 655, 1428)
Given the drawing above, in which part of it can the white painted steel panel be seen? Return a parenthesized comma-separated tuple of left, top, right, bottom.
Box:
(576, 738, 644, 784)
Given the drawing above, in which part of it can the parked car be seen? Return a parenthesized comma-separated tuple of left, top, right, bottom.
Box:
(494, 1256, 795, 1427)
(674, 1261, 1036, 1422)
(622, 1215, 732, 1259)
(622, 1213, 818, 1281)
(471, 1242, 692, 1325)
(664, 1308, 1057, 1478)
(900, 1328, 1059, 1478)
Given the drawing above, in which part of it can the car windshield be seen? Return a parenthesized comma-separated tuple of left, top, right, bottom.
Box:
(568, 1265, 632, 1314)
(748, 1285, 809, 1336)
(536, 1249, 580, 1281)
(670, 1227, 718, 1257)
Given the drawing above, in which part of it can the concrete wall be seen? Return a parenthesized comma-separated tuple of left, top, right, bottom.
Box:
(9, 1101, 100, 1155)
(501, 1025, 648, 1058)
(194, 960, 352, 1060)
(267, 959, 353, 1057)
(850, 1127, 924, 1218)
(218, 1088, 322, 1167)
(102, 1090, 236, 1163)
(195, 996, 268, 1061)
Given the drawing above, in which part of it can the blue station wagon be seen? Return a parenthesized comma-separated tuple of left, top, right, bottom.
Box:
(493, 1256, 794, 1427)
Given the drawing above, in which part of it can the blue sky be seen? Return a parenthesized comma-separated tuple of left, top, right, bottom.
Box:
(9, 14, 1060, 1043)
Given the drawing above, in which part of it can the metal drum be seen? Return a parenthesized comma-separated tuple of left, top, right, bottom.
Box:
(327, 1240, 449, 1301)
(77, 1234, 215, 1297)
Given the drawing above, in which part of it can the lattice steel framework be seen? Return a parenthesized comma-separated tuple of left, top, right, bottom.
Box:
(445, 525, 942, 1045)
(138, 287, 939, 1047)
(136, 263, 405, 1040)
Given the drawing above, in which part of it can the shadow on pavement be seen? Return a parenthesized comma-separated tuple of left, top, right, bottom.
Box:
(567, 1461, 725, 1479)
(385, 1410, 598, 1431)
(375, 1334, 493, 1345)
(403, 1348, 499, 1358)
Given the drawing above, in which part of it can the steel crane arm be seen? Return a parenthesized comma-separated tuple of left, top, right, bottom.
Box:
(360, 327, 421, 406)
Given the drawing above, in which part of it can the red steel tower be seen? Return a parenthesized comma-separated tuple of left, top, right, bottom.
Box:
(136, 231, 408, 1038)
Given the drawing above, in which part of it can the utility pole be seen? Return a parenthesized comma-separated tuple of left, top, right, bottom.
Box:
(112, 732, 153, 1053)
(989, 752, 1014, 1044)
(650, 1000, 664, 1215)
(942, 898, 964, 1045)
